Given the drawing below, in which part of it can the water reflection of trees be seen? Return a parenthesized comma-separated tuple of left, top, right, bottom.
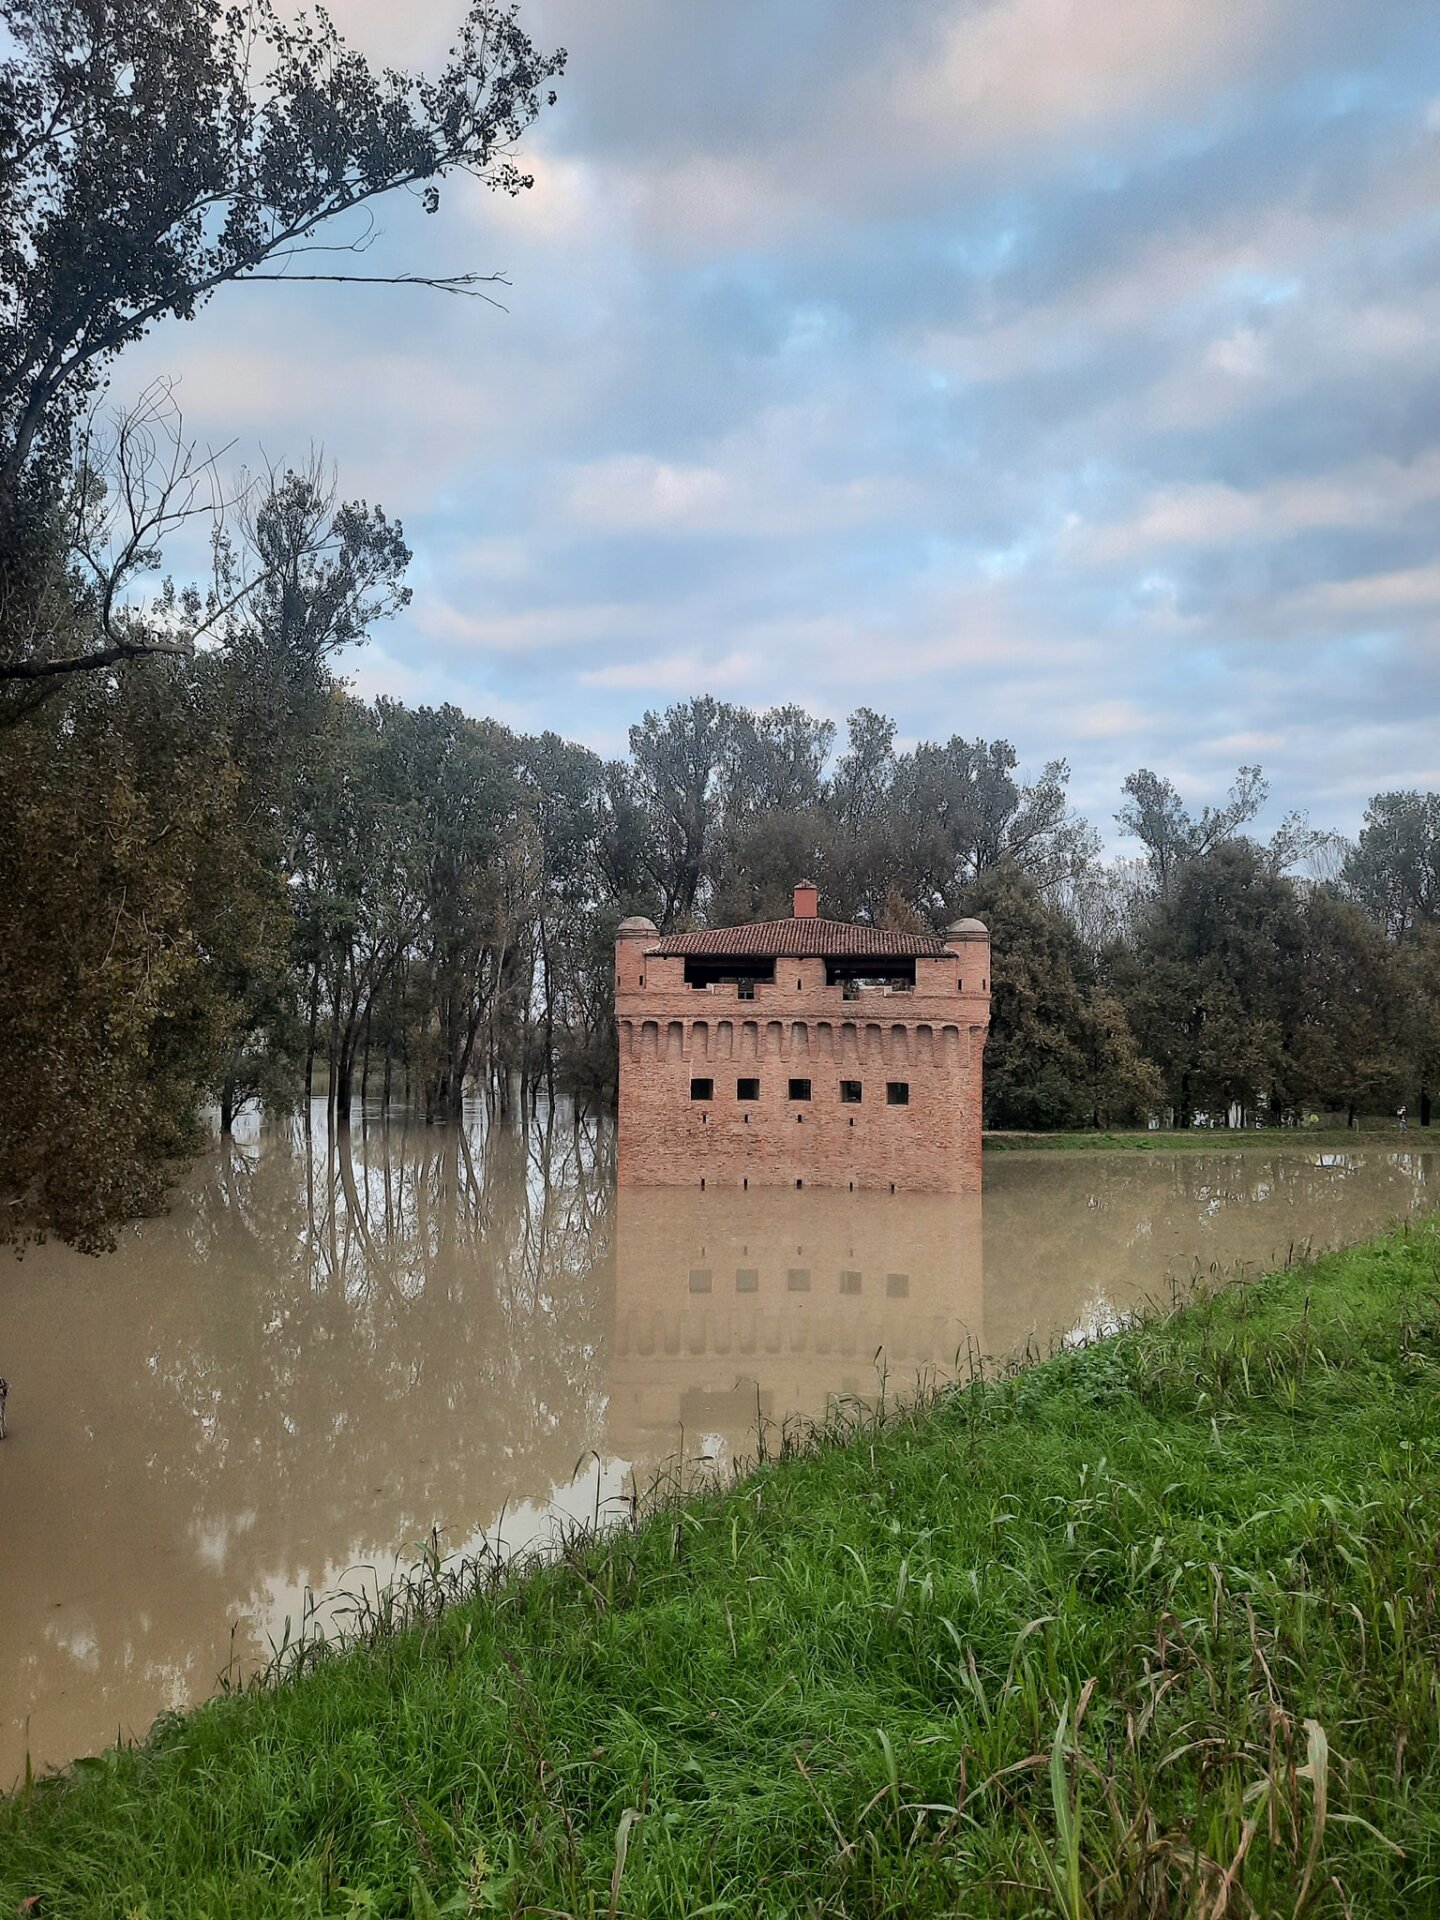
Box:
(3, 1106, 616, 1783)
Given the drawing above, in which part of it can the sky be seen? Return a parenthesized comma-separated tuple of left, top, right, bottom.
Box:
(116, 0, 1440, 844)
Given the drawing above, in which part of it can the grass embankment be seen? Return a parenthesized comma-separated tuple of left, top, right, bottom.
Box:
(984, 1124, 1417, 1153)
(5, 1231, 1440, 1916)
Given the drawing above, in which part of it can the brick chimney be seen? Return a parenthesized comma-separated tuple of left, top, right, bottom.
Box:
(793, 880, 819, 919)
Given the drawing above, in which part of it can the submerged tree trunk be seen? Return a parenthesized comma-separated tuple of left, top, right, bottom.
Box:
(303, 965, 320, 1103)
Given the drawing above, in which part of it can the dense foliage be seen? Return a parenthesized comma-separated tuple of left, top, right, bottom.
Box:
(4, 636, 1438, 1248)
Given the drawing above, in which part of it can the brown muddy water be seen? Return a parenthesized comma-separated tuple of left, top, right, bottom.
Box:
(1, 1108, 1435, 1785)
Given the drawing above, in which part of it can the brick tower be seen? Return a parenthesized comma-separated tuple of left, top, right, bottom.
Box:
(615, 885, 990, 1193)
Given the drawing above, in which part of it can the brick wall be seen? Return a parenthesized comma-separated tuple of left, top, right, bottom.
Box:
(616, 943, 990, 1193)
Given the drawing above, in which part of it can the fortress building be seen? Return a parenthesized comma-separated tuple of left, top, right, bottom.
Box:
(615, 883, 990, 1193)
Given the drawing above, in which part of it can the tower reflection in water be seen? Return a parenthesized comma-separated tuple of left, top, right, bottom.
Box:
(608, 1186, 984, 1472)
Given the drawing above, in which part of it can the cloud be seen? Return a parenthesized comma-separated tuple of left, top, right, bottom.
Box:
(1076, 453, 1440, 562)
(92, 0, 1440, 843)
(579, 648, 763, 693)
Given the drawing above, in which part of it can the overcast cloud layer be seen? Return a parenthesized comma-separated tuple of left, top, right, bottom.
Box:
(116, 0, 1440, 841)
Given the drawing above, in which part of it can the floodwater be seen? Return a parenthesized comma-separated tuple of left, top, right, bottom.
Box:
(1, 1109, 1435, 1785)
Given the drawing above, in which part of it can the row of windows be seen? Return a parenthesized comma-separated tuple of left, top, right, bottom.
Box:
(688, 978, 985, 997)
(690, 1077, 909, 1105)
(688, 1267, 910, 1296)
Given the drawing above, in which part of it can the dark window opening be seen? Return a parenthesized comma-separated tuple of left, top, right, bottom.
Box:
(788, 1078, 812, 1101)
(886, 1081, 910, 1106)
(796, 977, 803, 990)
(683, 957, 776, 991)
(840, 1079, 862, 1104)
(737, 978, 755, 999)
(737, 1078, 760, 1101)
(690, 1077, 713, 1101)
(825, 957, 917, 990)
(638, 975, 644, 987)
(796, 1177, 803, 1189)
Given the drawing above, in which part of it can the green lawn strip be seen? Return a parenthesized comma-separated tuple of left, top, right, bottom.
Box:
(983, 1125, 1418, 1152)
(3, 1227, 1439, 1916)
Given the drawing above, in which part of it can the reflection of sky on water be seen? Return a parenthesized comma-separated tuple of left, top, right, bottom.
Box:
(1, 1106, 1434, 1785)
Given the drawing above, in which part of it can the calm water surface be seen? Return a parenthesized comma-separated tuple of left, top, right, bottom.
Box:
(1, 1108, 1435, 1784)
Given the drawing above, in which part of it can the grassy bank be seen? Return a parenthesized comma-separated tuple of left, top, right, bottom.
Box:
(983, 1123, 1420, 1152)
(4, 1230, 1440, 1915)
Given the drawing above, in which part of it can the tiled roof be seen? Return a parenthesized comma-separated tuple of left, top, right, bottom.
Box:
(648, 917, 950, 959)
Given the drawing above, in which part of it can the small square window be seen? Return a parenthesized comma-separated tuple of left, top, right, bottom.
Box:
(787, 1267, 811, 1291)
(735, 1267, 758, 1292)
(886, 1081, 910, 1106)
(737, 1077, 760, 1101)
(788, 1077, 812, 1101)
(689, 1269, 712, 1293)
(885, 1272, 909, 1298)
(737, 978, 756, 1000)
(840, 1079, 862, 1104)
(690, 1077, 713, 1101)
(839, 1269, 861, 1295)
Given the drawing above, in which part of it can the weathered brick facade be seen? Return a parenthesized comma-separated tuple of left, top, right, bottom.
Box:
(616, 887, 990, 1193)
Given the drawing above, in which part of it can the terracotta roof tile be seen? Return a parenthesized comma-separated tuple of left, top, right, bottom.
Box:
(648, 917, 950, 959)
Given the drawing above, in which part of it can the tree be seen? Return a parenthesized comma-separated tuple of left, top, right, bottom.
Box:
(0, 659, 282, 1247)
(0, 0, 563, 682)
(1117, 765, 1268, 897)
(965, 866, 1159, 1131)
(889, 737, 1095, 921)
(1126, 841, 1306, 1126)
(1290, 891, 1410, 1127)
(1344, 791, 1440, 940)
(627, 697, 736, 926)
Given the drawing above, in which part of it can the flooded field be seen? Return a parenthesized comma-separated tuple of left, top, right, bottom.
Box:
(1, 1109, 1435, 1784)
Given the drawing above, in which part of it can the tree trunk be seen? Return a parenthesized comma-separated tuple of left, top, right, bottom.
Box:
(304, 965, 320, 1102)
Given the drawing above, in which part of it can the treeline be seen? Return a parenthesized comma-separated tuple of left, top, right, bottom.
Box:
(5, 546, 1440, 1253)
(2, 1, 1437, 1252)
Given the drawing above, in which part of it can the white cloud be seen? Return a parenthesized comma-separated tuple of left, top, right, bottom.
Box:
(579, 649, 762, 693)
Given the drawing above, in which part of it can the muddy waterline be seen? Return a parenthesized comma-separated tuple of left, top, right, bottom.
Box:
(1, 1108, 1434, 1784)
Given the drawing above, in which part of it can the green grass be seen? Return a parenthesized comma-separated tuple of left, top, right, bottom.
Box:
(983, 1123, 1419, 1152)
(5, 1227, 1440, 1916)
